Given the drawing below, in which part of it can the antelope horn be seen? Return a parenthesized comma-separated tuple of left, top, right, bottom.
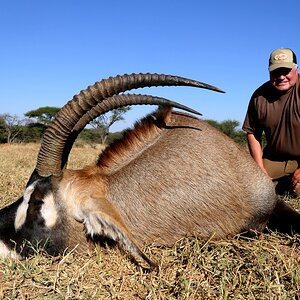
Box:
(59, 93, 202, 168)
(73, 93, 202, 132)
(35, 73, 224, 177)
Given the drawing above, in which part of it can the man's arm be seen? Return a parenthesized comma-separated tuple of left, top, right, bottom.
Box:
(246, 133, 268, 174)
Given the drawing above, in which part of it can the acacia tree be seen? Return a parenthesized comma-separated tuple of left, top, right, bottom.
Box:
(25, 106, 60, 125)
(23, 105, 130, 145)
(89, 106, 131, 144)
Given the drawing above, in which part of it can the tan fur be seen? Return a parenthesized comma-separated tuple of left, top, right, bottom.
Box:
(58, 167, 157, 267)
(97, 107, 173, 175)
(56, 108, 277, 255)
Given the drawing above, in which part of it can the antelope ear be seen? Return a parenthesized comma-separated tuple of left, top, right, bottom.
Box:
(81, 195, 157, 269)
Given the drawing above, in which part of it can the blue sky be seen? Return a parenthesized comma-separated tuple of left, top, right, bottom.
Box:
(1, 0, 300, 131)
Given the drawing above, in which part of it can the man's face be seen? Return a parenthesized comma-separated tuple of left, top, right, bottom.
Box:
(270, 66, 298, 92)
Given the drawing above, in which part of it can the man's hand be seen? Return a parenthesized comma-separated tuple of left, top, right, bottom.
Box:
(292, 168, 300, 191)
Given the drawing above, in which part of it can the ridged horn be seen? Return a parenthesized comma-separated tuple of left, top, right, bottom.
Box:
(73, 93, 202, 132)
(35, 73, 224, 177)
(59, 93, 202, 169)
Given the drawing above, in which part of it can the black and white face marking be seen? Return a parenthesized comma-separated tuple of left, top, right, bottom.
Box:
(0, 177, 69, 258)
(15, 181, 38, 231)
(15, 181, 58, 232)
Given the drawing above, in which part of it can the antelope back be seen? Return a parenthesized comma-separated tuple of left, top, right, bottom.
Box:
(96, 109, 277, 245)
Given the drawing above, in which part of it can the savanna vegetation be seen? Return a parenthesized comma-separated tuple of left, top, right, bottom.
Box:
(0, 106, 248, 146)
(0, 106, 130, 146)
(0, 144, 299, 299)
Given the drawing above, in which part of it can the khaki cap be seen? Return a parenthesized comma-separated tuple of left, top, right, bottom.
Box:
(268, 48, 297, 72)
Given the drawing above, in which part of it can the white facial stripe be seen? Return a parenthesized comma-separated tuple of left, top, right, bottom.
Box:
(14, 182, 37, 231)
(0, 241, 20, 259)
(40, 193, 58, 228)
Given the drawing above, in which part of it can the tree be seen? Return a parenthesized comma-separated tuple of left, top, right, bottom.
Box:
(25, 106, 60, 125)
(0, 118, 6, 143)
(218, 120, 240, 140)
(89, 107, 131, 144)
(21, 122, 47, 142)
(205, 119, 247, 146)
(0, 114, 28, 143)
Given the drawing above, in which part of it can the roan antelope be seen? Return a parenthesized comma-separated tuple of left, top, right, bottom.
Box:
(0, 73, 299, 268)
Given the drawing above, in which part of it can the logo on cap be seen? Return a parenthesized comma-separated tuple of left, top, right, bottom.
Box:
(274, 54, 288, 61)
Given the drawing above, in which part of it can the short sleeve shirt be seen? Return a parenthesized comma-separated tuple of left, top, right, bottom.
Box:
(243, 75, 300, 161)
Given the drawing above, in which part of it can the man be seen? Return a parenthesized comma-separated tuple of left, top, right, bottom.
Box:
(243, 48, 300, 197)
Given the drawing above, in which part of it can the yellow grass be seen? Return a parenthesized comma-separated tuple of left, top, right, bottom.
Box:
(0, 143, 299, 299)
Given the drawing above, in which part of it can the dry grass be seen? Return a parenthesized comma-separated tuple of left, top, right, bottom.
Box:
(0, 143, 299, 299)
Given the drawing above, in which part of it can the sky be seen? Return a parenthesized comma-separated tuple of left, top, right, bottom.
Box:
(1, 0, 300, 132)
